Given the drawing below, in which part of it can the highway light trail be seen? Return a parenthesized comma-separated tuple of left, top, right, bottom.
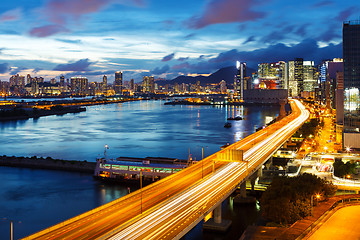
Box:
(106, 99, 309, 240)
(23, 99, 308, 240)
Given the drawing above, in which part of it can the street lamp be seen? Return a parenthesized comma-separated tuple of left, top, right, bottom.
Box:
(140, 171, 143, 214)
(346, 147, 351, 154)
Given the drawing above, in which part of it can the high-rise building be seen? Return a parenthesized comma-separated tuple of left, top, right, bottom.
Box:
(220, 80, 227, 93)
(114, 71, 123, 94)
(257, 61, 288, 89)
(288, 61, 296, 97)
(234, 61, 246, 100)
(303, 61, 316, 93)
(130, 79, 134, 91)
(294, 58, 304, 95)
(343, 20, 360, 148)
(71, 77, 88, 95)
(102, 75, 107, 93)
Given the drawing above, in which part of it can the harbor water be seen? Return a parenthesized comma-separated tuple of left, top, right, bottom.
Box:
(0, 100, 279, 239)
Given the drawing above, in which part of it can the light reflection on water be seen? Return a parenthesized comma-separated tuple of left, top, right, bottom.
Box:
(0, 100, 278, 239)
(0, 100, 279, 161)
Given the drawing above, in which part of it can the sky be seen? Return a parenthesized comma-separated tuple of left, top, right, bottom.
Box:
(0, 0, 357, 83)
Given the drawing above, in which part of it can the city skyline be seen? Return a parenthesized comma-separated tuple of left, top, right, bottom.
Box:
(0, 0, 356, 82)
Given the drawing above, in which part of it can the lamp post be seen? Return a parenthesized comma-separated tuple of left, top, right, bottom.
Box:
(11, 220, 13, 240)
(140, 171, 143, 214)
(202, 147, 204, 179)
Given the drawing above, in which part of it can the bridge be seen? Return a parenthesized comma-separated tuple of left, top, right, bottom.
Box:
(23, 99, 309, 240)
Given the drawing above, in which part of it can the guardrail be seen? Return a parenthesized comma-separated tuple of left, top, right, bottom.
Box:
(296, 196, 360, 240)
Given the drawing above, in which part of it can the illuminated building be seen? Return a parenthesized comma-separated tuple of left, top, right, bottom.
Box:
(288, 61, 296, 96)
(257, 61, 288, 90)
(142, 76, 155, 93)
(303, 61, 315, 91)
(71, 77, 88, 95)
(114, 71, 123, 94)
(343, 20, 360, 148)
(130, 79, 134, 91)
(234, 61, 246, 100)
(102, 75, 107, 93)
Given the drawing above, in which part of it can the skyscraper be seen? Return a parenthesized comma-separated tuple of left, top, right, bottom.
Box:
(294, 58, 304, 95)
(114, 71, 123, 94)
(343, 20, 360, 148)
(234, 61, 246, 100)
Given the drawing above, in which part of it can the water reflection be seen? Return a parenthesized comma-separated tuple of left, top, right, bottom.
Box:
(0, 100, 279, 161)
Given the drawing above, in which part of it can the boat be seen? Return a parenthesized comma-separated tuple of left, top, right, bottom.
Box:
(224, 122, 232, 128)
(227, 116, 243, 121)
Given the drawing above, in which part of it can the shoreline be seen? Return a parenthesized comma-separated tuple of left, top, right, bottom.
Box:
(0, 155, 96, 173)
(164, 100, 281, 106)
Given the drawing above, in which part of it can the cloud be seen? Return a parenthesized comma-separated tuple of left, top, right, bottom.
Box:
(30, 0, 146, 37)
(0, 8, 22, 22)
(170, 39, 342, 74)
(0, 63, 9, 74)
(177, 57, 189, 61)
(243, 36, 256, 44)
(53, 58, 93, 71)
(185, 0, 267, 29)
(56, 39, 82, 44)
(151, 65, 170, 75)
(295, 24, 308, 36)
(161, 53, 175, 62)
(29, 25, 69, 37)
(312, 1, 333, 8)
(316, 24, 341, 42)
(336, 7, 357, 22)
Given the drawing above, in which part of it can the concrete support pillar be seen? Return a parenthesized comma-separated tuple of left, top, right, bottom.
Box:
(250, 177, 256, 191)
(214, 204, 222, 224)
(265, 157, 273, 170)
(258, 166, 263, 177)
(203, 201, 232, 232)
(239, 181, 246, 198)
(279, 99, 287, 119)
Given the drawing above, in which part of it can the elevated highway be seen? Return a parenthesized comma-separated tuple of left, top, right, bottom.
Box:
(23, 99, 309, 240)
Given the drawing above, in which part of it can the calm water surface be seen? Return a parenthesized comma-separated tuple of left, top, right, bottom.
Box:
(0, 100, 279, 239)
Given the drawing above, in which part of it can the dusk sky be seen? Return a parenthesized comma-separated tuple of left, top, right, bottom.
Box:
(0, 0, 357, 83)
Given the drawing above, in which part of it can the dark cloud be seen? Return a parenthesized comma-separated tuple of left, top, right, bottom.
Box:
(295, 24, 308, 36)
(185, 0, 267, 29)
(0, 63, 9, 74)
(53, 58, 92, 71)
(162, 53, 175, 62)
(243, 36, 256, 44)
(29, 25, 69, 37)
(336, 7, 357, 22)
(151, 65, 170, 75)
(178, 57, 189, 61)
(171, 39, 342, 74)
(261, 30, 287, 43)
(185, 33, 196, 39)
(316, 24, 341, 42)
(312, 1, 333, 8)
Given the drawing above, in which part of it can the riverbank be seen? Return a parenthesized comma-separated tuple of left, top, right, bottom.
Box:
(0, 155, 96, 173)
(164, 100, 281, 106)
(0, 106, 86, 121)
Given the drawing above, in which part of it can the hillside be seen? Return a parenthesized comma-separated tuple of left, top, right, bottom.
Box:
(155, 66, 255, 86)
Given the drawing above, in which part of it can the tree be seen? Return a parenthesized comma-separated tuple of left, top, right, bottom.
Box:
(260, 173, 336, 225)
(333, 159, 356, 178)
